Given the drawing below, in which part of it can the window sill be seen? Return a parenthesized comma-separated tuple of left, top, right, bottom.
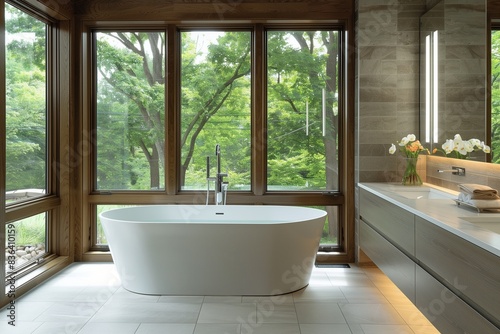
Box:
(82, 251, 113, 262)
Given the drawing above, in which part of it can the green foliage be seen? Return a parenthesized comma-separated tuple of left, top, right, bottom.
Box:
(8, 214, 46, 246)
(96, 32, 165, 189)
(6, 24, 341, 195)
(267, 31, 339, 189)
(5, 4, 47, 192)
(180, 31, 252, 188)
(94, 29, 340, 191)
(493, 31, 500, 164)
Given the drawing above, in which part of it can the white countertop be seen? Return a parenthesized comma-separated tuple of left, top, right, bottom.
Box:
(358, 182, 500, 257)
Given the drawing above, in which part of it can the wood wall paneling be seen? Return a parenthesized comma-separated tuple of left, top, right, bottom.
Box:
(73, 0, 352, 21)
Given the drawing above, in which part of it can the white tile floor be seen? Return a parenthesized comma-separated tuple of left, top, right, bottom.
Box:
(0, 263, 440, 333)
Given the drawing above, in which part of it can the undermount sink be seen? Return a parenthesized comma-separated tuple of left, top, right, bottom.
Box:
(460, 216, 500, 234)
(392, 187, 457, 200)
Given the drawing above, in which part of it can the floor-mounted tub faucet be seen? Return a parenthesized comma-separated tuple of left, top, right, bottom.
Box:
(206, 144, 228, 205)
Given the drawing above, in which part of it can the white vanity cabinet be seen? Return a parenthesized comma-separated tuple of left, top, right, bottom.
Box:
(359, 189, 414, 255)
(416, 216, 500, 329)
(359, 185, 500, 333)
(415, 265, 499, 333)
(359, 189, 416, 302)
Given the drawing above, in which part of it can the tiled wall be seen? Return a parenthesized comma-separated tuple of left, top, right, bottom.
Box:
(426, 155, 500, 192)
(355, 0, 426, 263)
(356, 0, 426, 184)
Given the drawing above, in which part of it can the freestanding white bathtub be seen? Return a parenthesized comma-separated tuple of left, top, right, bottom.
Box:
(100, 205, 326, 296)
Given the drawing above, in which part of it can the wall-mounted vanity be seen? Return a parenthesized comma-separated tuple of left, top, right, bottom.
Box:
(359, 182, 500, 333)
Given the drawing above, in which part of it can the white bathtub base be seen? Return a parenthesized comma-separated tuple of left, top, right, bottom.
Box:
(100, 205, 326, 296)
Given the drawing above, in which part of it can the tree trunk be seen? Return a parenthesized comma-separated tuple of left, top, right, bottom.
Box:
(149, 145, 160, 189)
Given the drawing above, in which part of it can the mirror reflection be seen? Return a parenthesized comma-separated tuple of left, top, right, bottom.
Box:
(490, 27, 500, 163)
(420, 0, 487, 161)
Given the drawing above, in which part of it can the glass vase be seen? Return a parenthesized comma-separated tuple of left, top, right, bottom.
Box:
(402, 157, 422, 186)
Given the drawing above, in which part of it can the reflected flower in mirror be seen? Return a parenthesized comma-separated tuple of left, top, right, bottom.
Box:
(433, 134, 490, 159)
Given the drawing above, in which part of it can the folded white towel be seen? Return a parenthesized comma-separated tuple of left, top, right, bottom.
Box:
(458, 184, 500, 200)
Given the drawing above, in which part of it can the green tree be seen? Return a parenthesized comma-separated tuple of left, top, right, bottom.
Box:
(180, 31, 252, 188)
(96, 32, 165, 189)
(267, 30, 339, 190)
(5, 4, 47, 193)
(491, 31, 500, 164)
(95, 29, 340, 195)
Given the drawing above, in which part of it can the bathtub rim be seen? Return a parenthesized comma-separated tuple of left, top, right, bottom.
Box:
(99, 204, 327, 225)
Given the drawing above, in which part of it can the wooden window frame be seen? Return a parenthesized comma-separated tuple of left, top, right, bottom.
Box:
(81, 21, 354, 264)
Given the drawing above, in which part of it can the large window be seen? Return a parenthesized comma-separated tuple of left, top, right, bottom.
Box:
(95, 31, 166, 190)
(180, 31, 251, 190)
(5, 3, 47, 203)
(267, 30, 339, 191)
(91, 25, 346, 254)
(4, 2, 53, 283)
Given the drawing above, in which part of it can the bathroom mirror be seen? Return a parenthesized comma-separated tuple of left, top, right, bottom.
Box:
(420, 0, 487, 160)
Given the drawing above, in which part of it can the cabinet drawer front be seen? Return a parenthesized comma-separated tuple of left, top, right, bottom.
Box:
(416, 217, 500, 326)
(416, 266, 499, 334)
(360, 189, 415, 255)
(360, 220, 415, 302)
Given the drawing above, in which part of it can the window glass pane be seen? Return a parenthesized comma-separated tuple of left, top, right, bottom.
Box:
(5, 4, 47, 204)
(5, 213, 47, 274)
(95, 32, 165, 190)
(491, 30, 500, 164)
(95, 205, 135, 245)
(267, 30, 340, 191)
(180, 31, 251, 190)
(320, 206, 339, 247)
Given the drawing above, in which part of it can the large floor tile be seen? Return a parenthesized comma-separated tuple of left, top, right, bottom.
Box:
(359, 324, 414, 333)
(340, 286, 389, 304)
(393, 303, 434, 326)
(0, 263, 442, 334)
(0, 321, 43, 334)
(0, 301, 53, 321)
(254, 303, 297, 324)
(245, 323, 301, 334)
(77, 322, 140, 334)
(105, 287, 161, 303)
(19, 285, 86, 302)
(339, 303, 406, 325)
(299, 323, 353, 334)
(136, 323, 196, 334)
(34, 301, 103, 323)
(409, 324, 441, 334)
(242, 294, 294, 305)
(197, 302, 257, 324)
(71, 285, 119, 303)
(292, 285, 346, 303)
(91, 302, 200, 323)
(193, 323, 240, 334)
(31, 321, 85, 334)
(158, 295, 205, 304)
(327, 272, 376, 287)
(294, 302, 346, 324)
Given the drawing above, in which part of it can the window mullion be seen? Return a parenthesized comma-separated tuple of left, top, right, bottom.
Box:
(253, 24, 266, 196)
